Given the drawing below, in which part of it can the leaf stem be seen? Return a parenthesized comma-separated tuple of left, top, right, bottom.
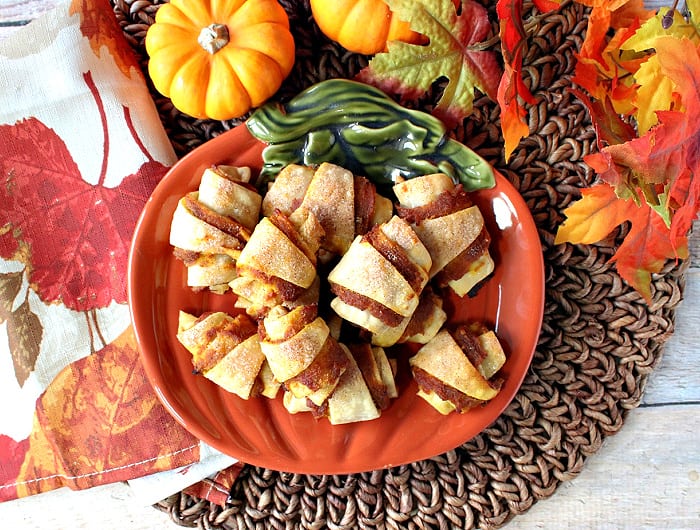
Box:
(662, 0, 680, 29)
(468, 14, 549, 52)
(123, 106, 154, 163)
(83, 71, 109, 188)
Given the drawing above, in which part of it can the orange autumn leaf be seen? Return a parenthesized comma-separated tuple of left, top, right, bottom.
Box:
(555, 184, 638, 244)
(15, 326, 199, 496)
(497, 60, 532, 160)
(556, 183, 687, 301)
(621, 9, 700, 133)
(589, 37, 700, 220)
(495, 0, 559, 161)
(609, 199, 688, 302)
(572, 0, 652, 114)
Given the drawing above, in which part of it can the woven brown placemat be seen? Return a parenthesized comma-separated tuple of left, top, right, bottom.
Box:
(112, 0, 688, 527)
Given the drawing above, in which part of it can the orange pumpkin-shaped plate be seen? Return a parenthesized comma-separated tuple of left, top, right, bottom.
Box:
(128, 120, 544, 474)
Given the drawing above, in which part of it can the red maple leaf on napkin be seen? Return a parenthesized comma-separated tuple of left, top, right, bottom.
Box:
(0, 72, 166, 311)
(0, 435, 30, 501)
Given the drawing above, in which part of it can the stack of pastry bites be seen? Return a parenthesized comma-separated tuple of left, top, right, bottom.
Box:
(171, 162, 506, 424)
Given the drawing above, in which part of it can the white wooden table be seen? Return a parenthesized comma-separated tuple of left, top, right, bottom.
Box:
(1, 2, 698, 528)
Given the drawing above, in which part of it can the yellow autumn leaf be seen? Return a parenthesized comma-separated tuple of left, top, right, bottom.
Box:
(633, 54, 676, 134)
(688, 0, 700, 30)
(555, 183, 639, 245)
(622, 7, 700, 53)
(619, 8, 699, 133)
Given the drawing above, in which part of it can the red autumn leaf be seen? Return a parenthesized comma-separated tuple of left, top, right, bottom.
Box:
(668, 167, 699, 246)
(496, 0, 559, 160)
(532, 0, 561, 11)
(609, 197, 688, 301)
(0, 72, 167, 311)
(555, 183, 687, 301)
(571, 88, 636, 149)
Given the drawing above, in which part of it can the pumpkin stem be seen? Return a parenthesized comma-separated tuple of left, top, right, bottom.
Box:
(198, 23, 229, 54)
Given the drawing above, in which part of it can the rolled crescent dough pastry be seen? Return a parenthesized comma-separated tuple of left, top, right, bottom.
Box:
(328, 216, 432, 346)
(394, 173, 494, 296)
(263, 162, 393, 255)
(409, 325, 506, 415)
(176, 311, 265, 400)
(230, 209, 324, 315)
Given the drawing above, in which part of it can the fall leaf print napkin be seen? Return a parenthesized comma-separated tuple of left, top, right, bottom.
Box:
(0, 0, 236, 502)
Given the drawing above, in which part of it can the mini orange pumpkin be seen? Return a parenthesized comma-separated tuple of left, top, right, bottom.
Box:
(145, 0, 295, 121)
(310, 0, 426, 55)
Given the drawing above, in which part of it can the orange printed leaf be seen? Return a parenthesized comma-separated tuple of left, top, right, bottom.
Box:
(0, 435, 30, 501)
(69, 0, 140, 78)
(15, 326, 198, 496)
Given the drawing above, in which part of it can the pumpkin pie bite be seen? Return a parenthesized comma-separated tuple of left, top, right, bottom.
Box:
(229, 208, 324, 316)
(328, 215, 432, 347)
(176, 310, 265, 400)
(170, 165, 261, 293)
(409, 324, 506, 415)
(262, 162, 392, 257)
(394, 173, 495, 297)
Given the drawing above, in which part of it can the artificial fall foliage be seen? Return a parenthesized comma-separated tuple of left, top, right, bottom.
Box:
(356, 0, 501, 128)
(496, 0, 560, 159)
(355, 0, 560, 158)
(355, 0, 698, 301)
(556, 0, 700, 301)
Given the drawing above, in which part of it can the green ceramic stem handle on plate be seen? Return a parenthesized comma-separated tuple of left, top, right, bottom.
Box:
(246, 79, 495, 192)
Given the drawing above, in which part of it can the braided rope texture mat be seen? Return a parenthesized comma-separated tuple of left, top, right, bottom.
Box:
(113, 0, 688, 528)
